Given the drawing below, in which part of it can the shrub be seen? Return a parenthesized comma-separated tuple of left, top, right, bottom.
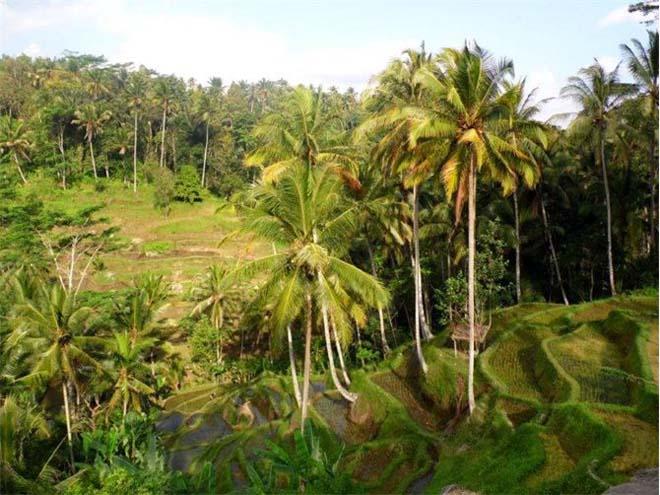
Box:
(151, 167, 175, 216)
(174, 165, 201, 203)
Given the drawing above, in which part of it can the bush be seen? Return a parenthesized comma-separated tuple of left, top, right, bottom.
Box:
(151, 167, 175, 216)
(174, 165, 201, 203)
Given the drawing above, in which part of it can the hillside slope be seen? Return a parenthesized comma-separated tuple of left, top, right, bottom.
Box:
(159, 294, 658, 494)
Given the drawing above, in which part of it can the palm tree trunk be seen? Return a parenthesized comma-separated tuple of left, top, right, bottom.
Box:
(62, 381, 74, 469)
(133, 110, 139, 193)
(201, 120, 209, 187)
(467, 155, 477, 414)
(600, 136, 616, 295)
(300, 293, 313, 433)
(412, 185, 429, 374)
(513, 191, 521, 304)
(58, 126, 66, 189)
(89, 139, 98, 179)
(539, 186, 569, 305)
(365, 239, 390, 355)
(159, 106, 167, 168)
(329, 313, 351, 385)
(287, 325, 302, 407)
(320, 301, 357, 402)
(12, 154, 27, 184)
(412, 187, 433, 340)
(649, 128, 657, 251)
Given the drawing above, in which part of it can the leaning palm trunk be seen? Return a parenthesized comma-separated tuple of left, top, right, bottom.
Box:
(412, 185, 429, 374)
(649, 124, 657, 251)
(62, 381, 74, 469)
(412, 187, 433, 340)
(513, 192, 521, 303)
(366, 239, 390, 354)
(300, 293, 313, 432)
(600, 135, 616, 296)
(159, 106, 167, 168)
(467, 156, 477, 414)
(88, 139, 98, 179)
(12, 154, 27, 184)
(329, 313, 351, 386)
(539, 188, 569, 305)
(319, 273, 357, 402)
(133, 110, 139, 193)
(201, 121, 209, 187)
(287, 325, 301, 407)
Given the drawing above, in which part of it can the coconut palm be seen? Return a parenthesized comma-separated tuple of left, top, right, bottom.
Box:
(356, 47, 435, 373)
(621, 30, 659, 247)
(190, 264, 242, 364)
(104, 332, 156, 420)
(402, 44, 536, 413)
(232, 164, 388, 431)
(245, 85, 358, 188)
(126, 70, 149, 192)
(561, 62, 633, 296)
(0, 116, 32, 184)
(71, 103, 111, 180)
(8, 282, 102, 461)
(153, 76, 178, 168)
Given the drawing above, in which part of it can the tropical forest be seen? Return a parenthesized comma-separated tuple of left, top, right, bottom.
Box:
(0, 1, 658, 493)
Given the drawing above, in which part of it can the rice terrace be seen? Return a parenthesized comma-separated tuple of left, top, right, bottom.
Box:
(0, 1, 658, 494)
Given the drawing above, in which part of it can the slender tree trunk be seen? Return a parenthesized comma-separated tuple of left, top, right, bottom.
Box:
(287, 325, 302, 407)
(58, 126, 66, 189)
(320, 296, 357, 402)
(600, 136, 616, 296)
(12, 154, 27, 184)
(201, 120, 209, 187)
(412, 185, 429, 374)
(159, 106, 167, 168)
(467, 155, 477, 414)
(329, 313, 351, 385)
(649, 122, 657, 251)
(300, 293, 313, 433)
(133, 110, 139, 193)
(122, 395, 128, 420)
(62, 381, 75, 469)
(513, 191, 521, 304)
(366, 239, 390, 354)
(89, 139, 98, 179)
(539, 186, 569, 305)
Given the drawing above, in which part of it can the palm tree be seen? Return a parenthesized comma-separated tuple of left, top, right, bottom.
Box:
(404, 44, 535, 413)
(500, 80, 545, 302)
(8, 282, 102, 462)
(621, 30, 659, 248)
(72, 103, 111, 180)
(245, 85, 357, 187)
(233, 165, 388, 431)
(104, 332, 155, 420)
(0, 116, 32, 184)
(356, 47, 435, 372)
(126, 71, 149, 192)
(190, 265, 241, 364)
(153, 76, 178, 168)
(561, 62, 633, 296)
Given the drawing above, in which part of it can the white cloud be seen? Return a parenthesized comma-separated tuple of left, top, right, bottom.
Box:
(526, 68, 576, 124)
(597, 5, 645, 27)
(1, 0, 411, 90)
(595, 55, 620, 72)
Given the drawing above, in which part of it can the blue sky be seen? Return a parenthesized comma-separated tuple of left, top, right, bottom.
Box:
(0, 0, 653, 119)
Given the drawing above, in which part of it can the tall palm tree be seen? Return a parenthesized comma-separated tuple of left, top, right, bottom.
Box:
(233, 165, 388, 431)
(0, 116, 32, 184)
(72, 103, 111, 180)
(104, 332, 155, 420)
(126, 71, 149, 192)
(561, 62, 633, 296)
(8, 282, 102, 461)
(153, 76, 178, 168)
(357, 47, 435, 372)
(405, 44, 535, 413)
(500, 80, 545, 302)
(621, 30, 659, 248)
(190, 264, 242, 364)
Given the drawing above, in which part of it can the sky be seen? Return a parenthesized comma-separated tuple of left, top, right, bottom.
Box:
(0, 0, 654, 120)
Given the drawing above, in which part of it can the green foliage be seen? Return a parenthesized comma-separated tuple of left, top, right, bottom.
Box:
(151, 167, 175, 215)
(174, 165, 201, 204)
